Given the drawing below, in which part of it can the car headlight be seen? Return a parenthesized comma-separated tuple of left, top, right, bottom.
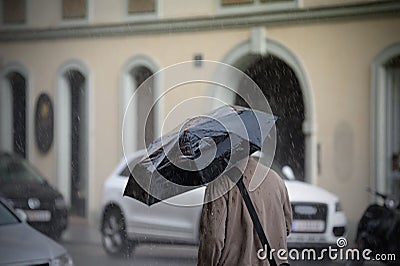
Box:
(335, 201, 343, 212)
(55, 197, 66, 209)
(52, 253, 73, 266)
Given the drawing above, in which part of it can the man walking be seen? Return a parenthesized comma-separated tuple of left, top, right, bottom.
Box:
(198, 157, 292, 266)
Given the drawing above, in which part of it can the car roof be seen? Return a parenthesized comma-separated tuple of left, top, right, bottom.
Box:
(113, 149, 147, 175)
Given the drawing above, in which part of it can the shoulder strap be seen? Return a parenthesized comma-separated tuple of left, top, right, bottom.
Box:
(227, 167, 278, 266)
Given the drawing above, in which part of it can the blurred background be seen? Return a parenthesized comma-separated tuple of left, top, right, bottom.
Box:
(0, 0, 399, 265)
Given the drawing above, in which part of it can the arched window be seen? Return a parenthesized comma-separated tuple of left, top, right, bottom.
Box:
(57, 63, 89, 217)
(0, 70, 27, 158)
(65, 69, 87, 216)
(121, 56, 160, 155)
(130, 66, 155, 149)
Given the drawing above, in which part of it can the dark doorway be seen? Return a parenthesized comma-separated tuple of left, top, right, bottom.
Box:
(7, 72, 27, 158)
(66, 70, 87, 217)
(131, 66, 155, 148)
(236, 55, 305, 180)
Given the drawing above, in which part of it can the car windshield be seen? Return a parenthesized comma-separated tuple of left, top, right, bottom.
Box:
(0, 201, 19, 226)
(0, 157, 46, 185)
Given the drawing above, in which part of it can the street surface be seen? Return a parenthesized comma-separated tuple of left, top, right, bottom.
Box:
(61, 242, 198, 266)
(61, 240, 354, 266)
(62, 241, 355, 266)
(59, 216, 381, 266)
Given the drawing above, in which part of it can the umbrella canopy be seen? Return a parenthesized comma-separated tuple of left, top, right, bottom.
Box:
(123, 105, 276, 206)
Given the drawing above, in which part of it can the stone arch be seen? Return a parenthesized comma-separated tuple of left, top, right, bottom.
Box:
(213, 37, 316, 183)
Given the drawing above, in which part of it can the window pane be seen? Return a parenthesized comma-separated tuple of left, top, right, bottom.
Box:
(2, 0, 26, 24)
(128, 0, 155, 14)
(8, 72, 27, 158)
(221, 0, 254, 6)
(62, 0, 87, 19)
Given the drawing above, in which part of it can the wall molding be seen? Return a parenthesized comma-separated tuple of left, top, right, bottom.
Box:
(0, 1, 399, 42)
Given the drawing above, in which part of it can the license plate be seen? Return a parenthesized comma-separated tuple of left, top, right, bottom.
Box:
(25, 210, 51, 222)
(292, 220, 325, 233)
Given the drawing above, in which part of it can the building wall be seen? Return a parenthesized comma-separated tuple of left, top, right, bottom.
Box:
(0, 29, 252, 223)
(1, 0, 400, 237)
(6, 0, 389, 29)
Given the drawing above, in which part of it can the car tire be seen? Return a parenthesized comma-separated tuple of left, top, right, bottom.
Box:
(101, 207, 134, 257)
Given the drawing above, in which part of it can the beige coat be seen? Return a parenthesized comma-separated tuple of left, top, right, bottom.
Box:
(198, 158, 292, 266)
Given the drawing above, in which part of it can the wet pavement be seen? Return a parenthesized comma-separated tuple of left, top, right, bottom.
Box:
(60, 216, 197, 266)
(59, 216, 383, 266)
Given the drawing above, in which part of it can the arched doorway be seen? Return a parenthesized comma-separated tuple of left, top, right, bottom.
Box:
(217, 38, 315, 183)
(0, 70, 28, 158)
(57, 65, 89, 217)
(372, 43, 400, 199)
(236, 55, 305, 179)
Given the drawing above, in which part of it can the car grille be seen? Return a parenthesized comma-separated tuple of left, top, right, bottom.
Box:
(291, 203, 328, 233)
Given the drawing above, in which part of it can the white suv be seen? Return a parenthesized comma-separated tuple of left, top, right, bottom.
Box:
(100, 149, 347, 256)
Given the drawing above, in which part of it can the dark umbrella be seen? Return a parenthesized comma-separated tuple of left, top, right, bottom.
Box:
(123, 104, 276, 205)
(123, 104, 278, 266)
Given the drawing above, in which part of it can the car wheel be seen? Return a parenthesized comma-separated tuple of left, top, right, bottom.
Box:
(101, 207, 134, 257)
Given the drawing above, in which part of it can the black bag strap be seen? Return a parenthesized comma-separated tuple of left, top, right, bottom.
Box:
(227, 167, 278, 266)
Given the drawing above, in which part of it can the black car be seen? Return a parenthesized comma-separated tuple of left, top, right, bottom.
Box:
(0, 152, 68, 239)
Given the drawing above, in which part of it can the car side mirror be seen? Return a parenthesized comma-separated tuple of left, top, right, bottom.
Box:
(15, 208, 27, 222)
(282, 166, 295, 180)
